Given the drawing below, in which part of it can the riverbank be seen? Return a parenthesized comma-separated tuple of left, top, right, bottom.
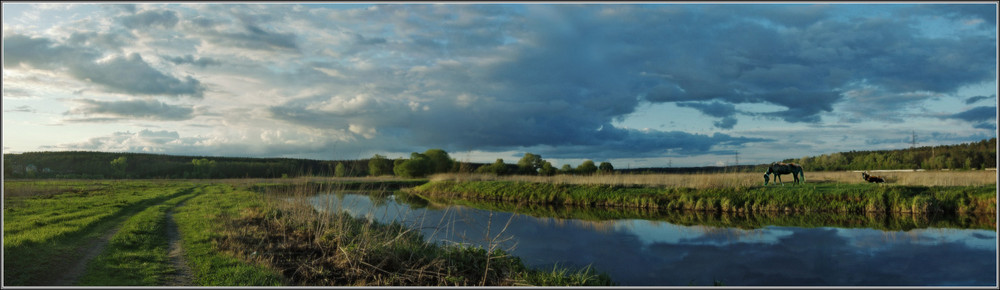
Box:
(406, 180, 997, 215)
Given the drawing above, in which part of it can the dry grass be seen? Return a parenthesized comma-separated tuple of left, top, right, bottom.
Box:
(430, 170, 997, 188)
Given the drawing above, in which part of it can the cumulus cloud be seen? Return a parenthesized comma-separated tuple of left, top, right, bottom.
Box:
(2, 34, 205, 98)
(64, 98, 195, 122)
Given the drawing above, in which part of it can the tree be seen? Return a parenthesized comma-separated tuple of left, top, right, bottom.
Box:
(191, 158, 216, 178)
(394, 153, 432, 178)
(598, 161, 614, 174)
(475, 158, 509, 175)
(110, 156, 127, 178)
(517, 153, 544, 175)
(423, 149, 454, 174)
(368, 154, 393, 176)
(559, 164, 574, 175)
(577, 160, 598, 175)
(539, 161, 557, 176)
(334, 162, 347, 177)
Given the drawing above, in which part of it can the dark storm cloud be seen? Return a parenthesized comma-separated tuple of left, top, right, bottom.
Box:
(633, 4, 995, 124)
(947, 106, 997, 123)
(2, 34, 205, 98)
(66, 99, 195, 121)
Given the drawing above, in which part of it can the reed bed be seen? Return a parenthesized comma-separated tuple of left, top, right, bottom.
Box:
(430, 170, 996, 188)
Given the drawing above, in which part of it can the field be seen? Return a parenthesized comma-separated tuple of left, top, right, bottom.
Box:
(2, 179, 611, 286)
(429, 170, 997, 188)
(412, 171, 997, 216)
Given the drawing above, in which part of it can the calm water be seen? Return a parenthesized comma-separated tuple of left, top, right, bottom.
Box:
(304, 192, 997, 286)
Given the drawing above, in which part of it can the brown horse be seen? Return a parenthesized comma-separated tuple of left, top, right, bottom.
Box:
(763, 162, 804, 185)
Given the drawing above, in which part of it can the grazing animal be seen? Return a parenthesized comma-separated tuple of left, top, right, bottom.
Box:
(862, 171, 885, 183)
(763, 162, 805, 185)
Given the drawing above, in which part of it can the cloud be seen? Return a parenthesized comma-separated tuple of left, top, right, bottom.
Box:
(4, 105, 36, 113)
(2, 33, 206, 98)
(677, 101, 740, 129)
(947, 106, 997, 123)
(65, 98, 195, 121)
(162, 54, 222, 67)
(118, 8, 179, 29)
(964, 94, 995, 105)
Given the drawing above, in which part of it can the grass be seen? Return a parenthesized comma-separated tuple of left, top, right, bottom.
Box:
(3, 180, 195, 285)
(77, 188, 199, 285)
(170, 183, 286, 286)
(430, 170, 997, 188)
(408, 179, 997, 216)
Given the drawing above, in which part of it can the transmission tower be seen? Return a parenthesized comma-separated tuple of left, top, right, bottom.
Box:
(911, 130, 917, 149)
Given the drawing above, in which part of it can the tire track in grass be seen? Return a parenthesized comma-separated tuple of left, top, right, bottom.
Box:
(74, 187, 199, 286)
(48, 223, 122, 286)
(165, 200, 196, 286)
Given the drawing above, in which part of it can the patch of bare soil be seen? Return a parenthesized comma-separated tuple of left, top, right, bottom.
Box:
(164, 207, 195, 286)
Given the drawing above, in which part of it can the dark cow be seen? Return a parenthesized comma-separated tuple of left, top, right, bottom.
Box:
(862, 171, 885, 183)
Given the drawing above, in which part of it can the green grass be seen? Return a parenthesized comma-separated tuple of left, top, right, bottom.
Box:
(75, 188, 198, 285)
(3, 180, 195, 285)
(170, 183, 286, 286)
(408, 181, 997, 215)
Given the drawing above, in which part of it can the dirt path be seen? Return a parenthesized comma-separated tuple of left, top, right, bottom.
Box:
(164, 206, 196, 286)
(48, 226, 119, 285)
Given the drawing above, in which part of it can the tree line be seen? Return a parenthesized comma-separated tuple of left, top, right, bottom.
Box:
(3, 150, 616, 179)
(782, 138, 996, 171)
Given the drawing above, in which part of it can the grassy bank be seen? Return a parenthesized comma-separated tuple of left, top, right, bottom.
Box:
(408, 180, 997, 215)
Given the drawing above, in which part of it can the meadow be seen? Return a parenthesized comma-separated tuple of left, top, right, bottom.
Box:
(412, 171, 997, 216)
(429, 170, 998, 188)
(2, 179, 611, 286)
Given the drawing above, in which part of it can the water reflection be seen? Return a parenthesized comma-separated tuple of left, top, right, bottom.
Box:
(303, 192, 997, 286)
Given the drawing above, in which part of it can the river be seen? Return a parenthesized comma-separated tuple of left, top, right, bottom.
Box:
(304, 191, 997, 286)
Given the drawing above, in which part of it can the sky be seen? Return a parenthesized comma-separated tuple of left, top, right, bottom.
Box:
(2, 2, 997, 168)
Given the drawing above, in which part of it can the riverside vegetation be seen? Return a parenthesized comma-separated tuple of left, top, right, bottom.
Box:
(3, 179, 612, 286)
(409, 172, 996, 216)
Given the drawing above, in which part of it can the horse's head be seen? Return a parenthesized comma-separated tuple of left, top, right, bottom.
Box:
(862, 171, 869, 179)
(763, 167, 772, 185)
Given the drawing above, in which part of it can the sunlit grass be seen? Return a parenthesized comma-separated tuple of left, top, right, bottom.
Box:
(2, 180, 194, 285)
(430, 170, 996, 188)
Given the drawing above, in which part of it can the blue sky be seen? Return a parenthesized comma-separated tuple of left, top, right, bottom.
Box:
(2, 2, 996, 167)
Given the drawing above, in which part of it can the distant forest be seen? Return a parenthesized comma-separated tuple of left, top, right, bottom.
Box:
(2, 138, 995, 179)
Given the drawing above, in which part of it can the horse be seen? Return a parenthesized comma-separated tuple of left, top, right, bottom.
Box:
(763, 162, 805, 185)
(862, 171, 885, 183)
